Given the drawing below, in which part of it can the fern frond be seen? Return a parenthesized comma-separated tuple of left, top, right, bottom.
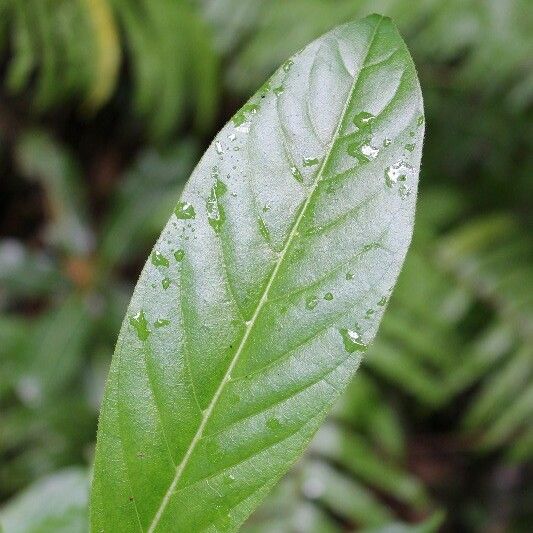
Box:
(437, 215, 533, 458)
(1, 0, 219, 138)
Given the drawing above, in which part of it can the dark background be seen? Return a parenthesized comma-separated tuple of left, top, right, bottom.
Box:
(0, 1, 532, 531)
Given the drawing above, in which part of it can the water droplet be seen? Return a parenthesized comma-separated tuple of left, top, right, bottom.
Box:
(305, 296, 319, 310)
(130, 310, 150, 341)
(417, 115, 424, 126)
(353, 111, 375, 129)
(258, 217, 271, 242)
(347, 141, 378, 163)
(161, 277, 171, 290)
(290, 166, 304, 183)
(399, 183, 411, 200)
(151, 250, 170, 268)
(213, 179, 227, 197)
(383, 138, 392, 147)
(385, 161, 412, 188)
(174, 249, 185, 262)
(360, 143, 379, 160)
(365, 308, 375, 319)
(154, 318, 170, 328)
(262, 204, 270, 213)
(282, 59, 294, 72)
(274, 85, 284, 96)
(405, 143, 415, 152)
(174, 201, 195, 220)
(346, 272, 354, 280)
(323, 292, 334, 301)
(377, 296, 388, 306)
(339, 328, 367, 353)
(266, 417, 282, 431)
(303, 157, 319, 167)
(232, 103, 259, 127)
(215, 141, 224, 155)
(228, 133, 236, 141)
(259, 79, 271, 96)
(207, 179, 227, 234)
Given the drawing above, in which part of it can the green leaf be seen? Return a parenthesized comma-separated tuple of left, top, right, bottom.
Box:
(91, 14, 424, 532)
(0, 468, 88, 532)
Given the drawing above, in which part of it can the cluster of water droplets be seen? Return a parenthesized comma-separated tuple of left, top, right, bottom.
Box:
(384, 160, 413, 199)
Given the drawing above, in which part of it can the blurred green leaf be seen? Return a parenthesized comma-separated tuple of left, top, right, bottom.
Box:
(0, 468, 88, 533)
(15, 131, 94, 256)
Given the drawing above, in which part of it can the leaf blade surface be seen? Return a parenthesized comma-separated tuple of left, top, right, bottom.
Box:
(91, 14, 424, 532)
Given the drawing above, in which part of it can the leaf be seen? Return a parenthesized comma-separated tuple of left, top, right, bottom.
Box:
(15, 130, 94, 255)
(91, 14, 424, 532)
(0, 468, 88, 533)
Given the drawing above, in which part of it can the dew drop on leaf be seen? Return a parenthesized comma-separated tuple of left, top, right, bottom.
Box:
(282, 59, 294, 71)
(399, 183, 411, 200)
(290, 166, 304, 183)
(174, 201, 195, 220)
(385, 161, 412, 188)
(174, 249, 185, 262)
(161, 277, 171, 290)
(360, 143, 379, 160)
(273, 85, 284, 96)
(305, 296, 319, 310)
(377, 296, 388, 306)
(405, 143, 415, 152)
(303, 157, 319, 167)
(154, 318, 170, 328)
(232, 103, 259, 127)
(130, 310, 150, 341)
(339, 328, 367, 353)
(352, 111, 375, 129)
(324, 292, 334, 301)
(347, 141, 378, 163)
(151, 250, 170, 268)
(207, 179, 227, 234)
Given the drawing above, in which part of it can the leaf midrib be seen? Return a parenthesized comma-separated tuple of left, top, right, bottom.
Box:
(146, 17, 383, 532)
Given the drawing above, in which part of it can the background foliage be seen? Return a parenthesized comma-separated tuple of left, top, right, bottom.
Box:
(0, 0, 531, 531)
